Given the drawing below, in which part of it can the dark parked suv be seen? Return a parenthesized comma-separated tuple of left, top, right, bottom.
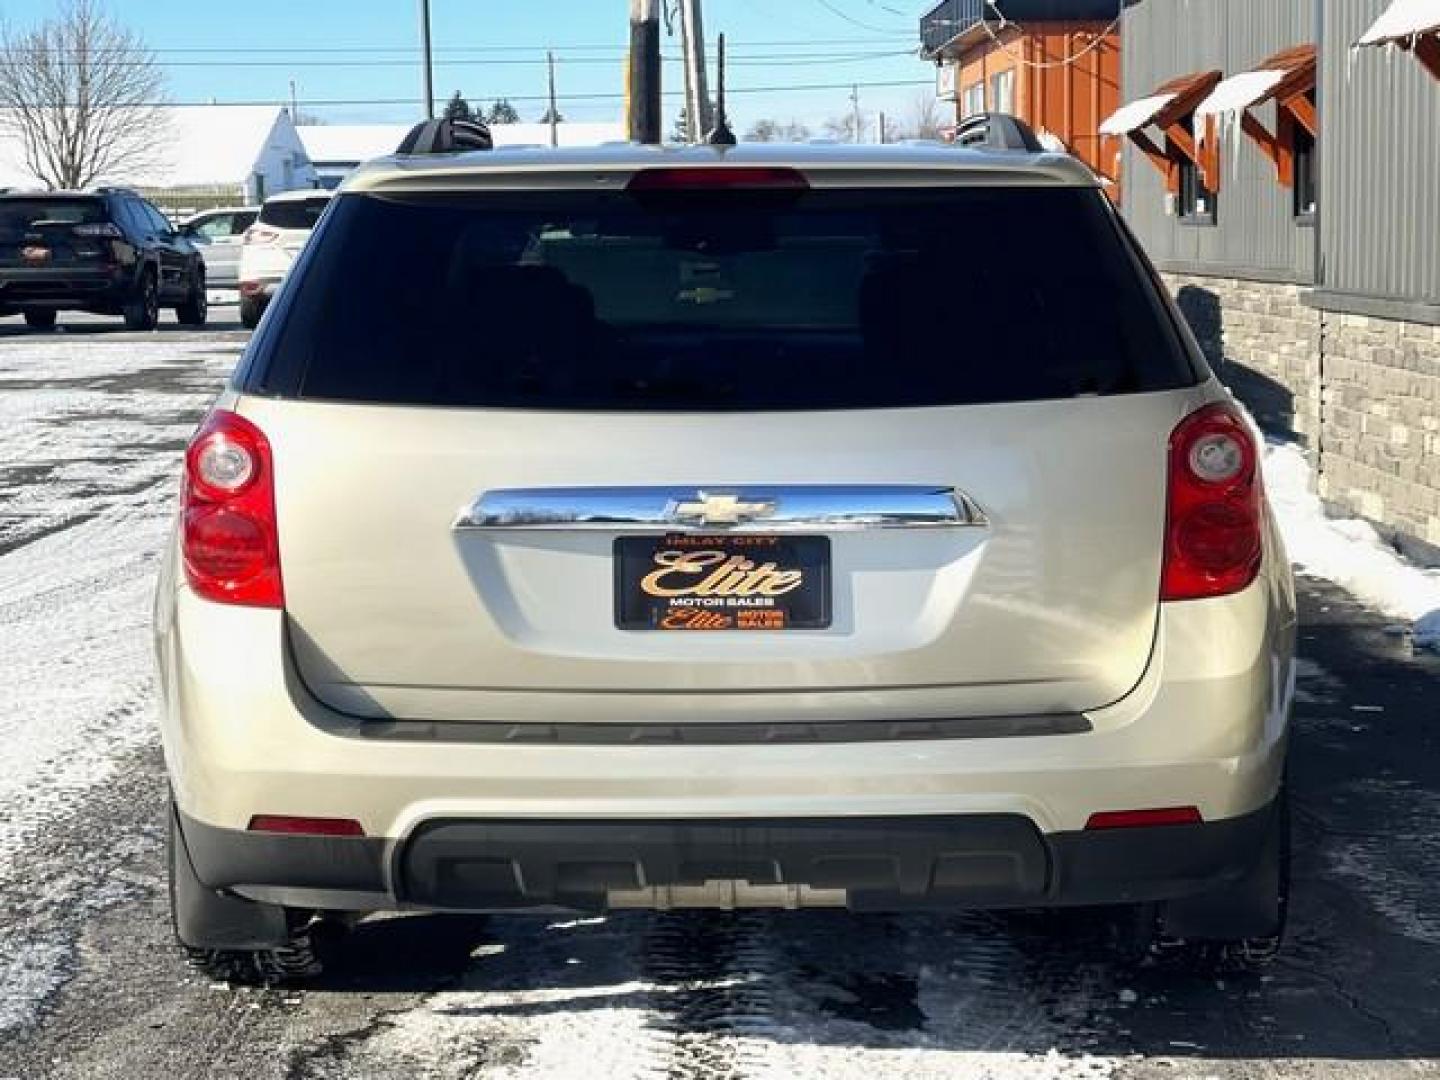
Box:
(0, 189, 207, 330)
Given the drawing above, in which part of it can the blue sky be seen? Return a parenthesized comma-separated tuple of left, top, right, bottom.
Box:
(0, 1, 937, 134)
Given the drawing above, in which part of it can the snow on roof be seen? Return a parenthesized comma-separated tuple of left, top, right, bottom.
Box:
(0, 134, 42, 189)
(1099, 93, 1177, 136)
(1194, 69, 1289, 121)
(489, 122, 626, 149)
(124, 106, 294, 188)
(1358, 0, 1440, 46)
(298, 124, 411, 165)
(0, 105, 299, 191)
(298, 121, 628, 168)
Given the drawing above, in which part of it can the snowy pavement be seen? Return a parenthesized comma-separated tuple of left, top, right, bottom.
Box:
(1, 329, 1439, 1079)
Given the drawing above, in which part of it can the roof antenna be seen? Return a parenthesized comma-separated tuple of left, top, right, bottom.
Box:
(706, 33, 737, 146)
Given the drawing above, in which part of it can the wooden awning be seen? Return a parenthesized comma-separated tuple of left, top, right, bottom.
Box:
(1100, 70, 1222, 194)
(1193, 45, 1318, 190)
(1357, 0, 1440, 80)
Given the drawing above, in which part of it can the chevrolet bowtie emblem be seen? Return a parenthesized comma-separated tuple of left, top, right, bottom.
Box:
(668, 492, 778, 527)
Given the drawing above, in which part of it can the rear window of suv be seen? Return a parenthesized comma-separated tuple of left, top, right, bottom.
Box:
(0, 197, 106, 238)
(258, 196, 329, 231)
(247, 185, 1199, 410)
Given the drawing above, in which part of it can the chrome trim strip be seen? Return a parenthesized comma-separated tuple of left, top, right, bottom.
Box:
(453, 485, 988, 532)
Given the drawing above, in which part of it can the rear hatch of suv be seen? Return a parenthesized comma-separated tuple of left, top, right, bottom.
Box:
(237, 164, 1207, 723)
(0, 196, 114, 273)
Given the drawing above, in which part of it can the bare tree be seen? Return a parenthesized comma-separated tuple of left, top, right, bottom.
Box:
(823, 111, 868, 144)
(744, 117, 812, 143)
(907, 91, 945, 142)
(0, 0, 167, 190)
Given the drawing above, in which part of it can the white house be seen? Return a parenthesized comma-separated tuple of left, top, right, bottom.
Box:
(298, 120, 627, 189)
(0, 105, 316, 202)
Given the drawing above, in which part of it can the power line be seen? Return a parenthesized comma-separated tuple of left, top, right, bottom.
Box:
(38, 77, 935, 110)
(35, 48, 915, 70)
(813, 0, 912, 35)
(83, 37, 915, 57)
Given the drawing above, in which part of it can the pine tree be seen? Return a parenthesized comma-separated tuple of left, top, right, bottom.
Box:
(539, 105, 564, 125)
(443, 92, 474, 123)
(487, 99, 521, 124)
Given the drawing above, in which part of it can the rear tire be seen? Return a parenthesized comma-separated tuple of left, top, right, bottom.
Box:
(123, 269, 160, 331)
(239, 295, 264, 330)
(176, 271, 208, 327)
(23, 309, 57, 330)
(168, 800, 322, 987)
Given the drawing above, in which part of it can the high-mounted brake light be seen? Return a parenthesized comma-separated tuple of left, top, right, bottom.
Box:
(182, 410, 284, 608)
(1161, 402, 1263, 602)
(625, 166, 811, 192)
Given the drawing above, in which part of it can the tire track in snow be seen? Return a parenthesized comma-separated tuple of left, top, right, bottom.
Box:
(0, 338, 232, 1035)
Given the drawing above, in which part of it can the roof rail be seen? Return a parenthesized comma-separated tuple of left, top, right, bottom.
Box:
(92, 185, 140, 195)
(952, 113, 1045, 153)
(396, 118, 494, 156)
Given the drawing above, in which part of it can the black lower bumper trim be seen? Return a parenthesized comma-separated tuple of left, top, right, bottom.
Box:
(178, 803, 1275, 914)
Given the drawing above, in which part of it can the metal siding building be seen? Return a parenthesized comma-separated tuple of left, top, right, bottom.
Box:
(1316, 0, 1440, 310)
(1119, 0, 1316, 282)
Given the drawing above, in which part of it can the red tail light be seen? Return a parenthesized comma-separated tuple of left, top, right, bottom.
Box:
(182, 410, 283, 607)
(243, 224, 281, 245)
(1161, 402, 1263, 601)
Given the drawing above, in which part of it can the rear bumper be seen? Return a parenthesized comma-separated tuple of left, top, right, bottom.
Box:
(178, 802, 1277, 914)
(0, 266, 132, 308)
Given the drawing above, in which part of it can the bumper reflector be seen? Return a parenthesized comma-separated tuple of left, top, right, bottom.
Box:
(247, 815, 366, 837)
(1084, 806, 1203, 831)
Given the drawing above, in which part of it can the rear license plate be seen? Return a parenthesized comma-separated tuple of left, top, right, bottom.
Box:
(615, 534, 831, 631)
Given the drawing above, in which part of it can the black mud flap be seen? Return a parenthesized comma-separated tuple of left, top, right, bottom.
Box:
(169, 802, 291, 951)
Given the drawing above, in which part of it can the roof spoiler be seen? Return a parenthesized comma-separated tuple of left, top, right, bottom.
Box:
(952, 113, 1044, 152)
(396, 118, 494, 156)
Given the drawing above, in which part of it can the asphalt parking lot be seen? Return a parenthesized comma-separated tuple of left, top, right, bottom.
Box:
(1, 316, 1438, 1079)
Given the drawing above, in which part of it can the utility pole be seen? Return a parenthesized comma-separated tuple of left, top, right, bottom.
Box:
(878, 111, 887, 144)
(419, 0, 435, 119)
(289, 78, 298, 121)
(679, 0, 713, 142)
(627, 0, 662, 144)
(851, 84, 862, 143)
(547, 51, 559, 147)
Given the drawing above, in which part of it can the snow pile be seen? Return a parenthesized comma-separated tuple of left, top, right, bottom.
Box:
(1357, 0, 1440, 46)
(1264, 440, 1440, 648)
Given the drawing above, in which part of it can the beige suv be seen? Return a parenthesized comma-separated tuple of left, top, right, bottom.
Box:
(156, 122, 1296, 983)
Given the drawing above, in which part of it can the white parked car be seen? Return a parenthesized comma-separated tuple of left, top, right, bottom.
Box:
(237, 189, 331, 329)
(179, 207, 258, 290)
(157, 125, 1296, 984)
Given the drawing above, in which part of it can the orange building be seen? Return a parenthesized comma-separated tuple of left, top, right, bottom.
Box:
(921, 0, 1123, 194)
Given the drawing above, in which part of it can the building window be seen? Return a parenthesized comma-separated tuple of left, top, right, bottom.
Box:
(1292, 109, 1317, 220)
(961, 82, 986, 118)
(990, 69, 1015, 115)
(1177, 157, 1217, 225)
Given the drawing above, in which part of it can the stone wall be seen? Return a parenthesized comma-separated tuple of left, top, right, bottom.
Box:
(1161, 272, 1322, 447)
(1160, 271, 1440, 562)
(1318, 312, 1440, 553)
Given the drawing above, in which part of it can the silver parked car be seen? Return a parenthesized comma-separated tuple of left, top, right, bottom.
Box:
(156, 128, 1296, 983)
(178, 207, 258, 290)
